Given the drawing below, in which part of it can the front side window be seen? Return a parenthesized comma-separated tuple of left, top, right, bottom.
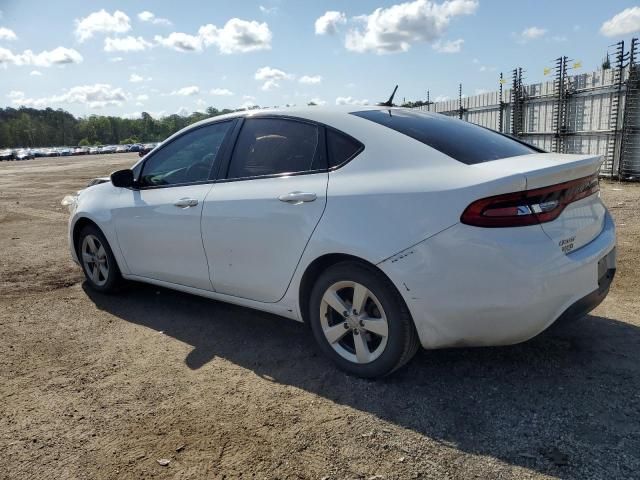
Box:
(227, 118, 320, 179)
(140, 121, 233, 186)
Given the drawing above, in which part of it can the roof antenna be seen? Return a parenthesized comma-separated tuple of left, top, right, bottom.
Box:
(378, 85, 398, 107)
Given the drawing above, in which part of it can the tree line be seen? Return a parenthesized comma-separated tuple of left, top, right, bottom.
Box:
(0, 106, 242, 149)
(0, 101, 433, 149)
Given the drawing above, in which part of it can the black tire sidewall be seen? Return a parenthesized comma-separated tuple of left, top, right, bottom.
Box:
(77, 225, 121, 293)
(309, 262, 412, 378)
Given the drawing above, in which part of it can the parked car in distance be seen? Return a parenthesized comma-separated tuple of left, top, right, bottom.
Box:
(43, 148, 60, 157)
(65, 106, 616, 378)
(88, 146, 99, 155)
(128, 144, 142, 152)
(57, 147, 72, 156)
(0, 149, 14, 161)
(15, 149, 34, 160)
(100, 145, 117, 154)
(32, 148, 47, 158)
(115, 145, 128, 153)
(73, 147, 90, 155)
(138, 143, 156, 157)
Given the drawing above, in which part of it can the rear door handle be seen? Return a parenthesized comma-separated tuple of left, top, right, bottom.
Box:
(174, 197, 199, 208)
(278, 192, 317, 204)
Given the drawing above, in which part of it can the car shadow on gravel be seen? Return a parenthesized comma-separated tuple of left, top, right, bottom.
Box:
(85, 281, 640, 479)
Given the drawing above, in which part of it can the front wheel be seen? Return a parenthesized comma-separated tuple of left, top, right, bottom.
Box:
(309, 261, 420, 378)
(77, 225, 122, 293)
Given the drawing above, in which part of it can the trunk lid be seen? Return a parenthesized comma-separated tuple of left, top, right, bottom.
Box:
(476, 153, 606, 253)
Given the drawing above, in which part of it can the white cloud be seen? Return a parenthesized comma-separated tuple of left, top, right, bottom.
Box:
(299, 75, 322, 85)
(345, 0, 477, 54)
(309, 97, 327, 105)
(9, 84, 128, 109)
(0, 27, 17, 41)
(29, 70, 42, 76)
(255, 66, 292, 91)
(434, 38, 465, 54)
(520, 26, 546, 40)
(176, 107, 191, 116)
(210, 88, 234, 96)
(243, 95, 256, 101)
(108, 56, 123, 63)
(259, 5, 277, 14)
(104, 36, 152, 52)
(198, 19, 272, 54)
(136, 94, 149, 102)
(154, 32, 202, 51)
(171, 86, 200, 96)
(240, 100, 259, 109)
(255, 66, 292, 81)
(129, 74, 144, 83)
(432, 38, 463, 53)
(261, 79, 280, 91)
(315, 11, 347, 35)
(336, 96, 369, 105)
(600, 7, 640, 37)
(137, 11, 172, 26)
(0, 46, 83, 67)
(75, 9, 131, 43)
(156, 18, 272, 54)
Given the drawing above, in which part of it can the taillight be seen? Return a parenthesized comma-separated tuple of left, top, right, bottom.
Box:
(461, 174, 599, 227)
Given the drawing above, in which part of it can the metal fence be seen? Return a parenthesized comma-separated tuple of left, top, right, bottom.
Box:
(414, 39, 640, 180)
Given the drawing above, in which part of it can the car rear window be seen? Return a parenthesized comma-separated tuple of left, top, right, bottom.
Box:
(351, 109, 537, 165)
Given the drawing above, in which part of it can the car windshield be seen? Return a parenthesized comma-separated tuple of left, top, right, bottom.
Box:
(351, 109, 538, 165)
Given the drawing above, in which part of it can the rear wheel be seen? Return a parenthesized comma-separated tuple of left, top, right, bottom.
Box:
(309, 261, 420, 378)
(77, 225, 122, 293)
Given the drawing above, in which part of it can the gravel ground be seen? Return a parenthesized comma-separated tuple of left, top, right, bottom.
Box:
(1, 154, 639, 480)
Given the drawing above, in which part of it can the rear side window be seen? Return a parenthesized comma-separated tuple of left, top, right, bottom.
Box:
(351, 109, 536, 165)
(326, 129, 363, 168)
(227, 118, 320, 179)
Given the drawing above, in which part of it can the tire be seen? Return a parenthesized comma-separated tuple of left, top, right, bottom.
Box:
(77, 224, 123, 294)
(309, 261, 420, 378)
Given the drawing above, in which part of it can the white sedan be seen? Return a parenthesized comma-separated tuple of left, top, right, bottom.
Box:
(65, 107, 616, 378)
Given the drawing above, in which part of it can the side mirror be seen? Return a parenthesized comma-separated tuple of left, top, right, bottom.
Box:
(110, 169, 134, 188)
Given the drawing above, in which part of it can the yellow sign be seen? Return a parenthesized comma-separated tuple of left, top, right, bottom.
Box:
(543, 67, 551, 76)
(573, 61, 582, 69)
(499, 78, 506, 84)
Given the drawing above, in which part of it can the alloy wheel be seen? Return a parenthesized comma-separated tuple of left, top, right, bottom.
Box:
(81, 234, 109, 287)
(320, 281, 389, 364)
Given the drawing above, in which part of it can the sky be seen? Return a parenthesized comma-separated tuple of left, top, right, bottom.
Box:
(1, 0, 639, 118)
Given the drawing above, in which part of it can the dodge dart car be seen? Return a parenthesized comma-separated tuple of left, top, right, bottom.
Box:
(64, 107, 616, 378)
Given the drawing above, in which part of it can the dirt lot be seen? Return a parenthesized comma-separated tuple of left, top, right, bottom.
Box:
(1, 153, 639, 480)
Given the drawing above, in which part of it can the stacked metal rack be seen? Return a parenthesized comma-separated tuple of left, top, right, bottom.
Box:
(416, 38, 640, 180)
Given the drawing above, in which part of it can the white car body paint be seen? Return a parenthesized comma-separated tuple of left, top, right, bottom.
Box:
(68, 106, 616, 349)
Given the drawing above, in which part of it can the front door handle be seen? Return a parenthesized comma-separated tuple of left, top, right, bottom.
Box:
(174, 197, 199, 208)
(278, 192, 317, 204)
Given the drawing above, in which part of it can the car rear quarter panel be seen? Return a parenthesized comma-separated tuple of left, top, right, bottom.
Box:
(280, 122, 529, 320)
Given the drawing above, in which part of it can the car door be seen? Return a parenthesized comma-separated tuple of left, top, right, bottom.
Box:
(113, 120, 235, 290)
(201, 117, 329, 303)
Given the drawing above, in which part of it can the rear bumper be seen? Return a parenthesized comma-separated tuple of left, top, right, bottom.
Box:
(555, 262, 615, 326)
(379, 210, 616, 349)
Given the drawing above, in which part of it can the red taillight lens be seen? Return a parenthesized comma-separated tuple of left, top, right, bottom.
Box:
(461, 174, 599, 227)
